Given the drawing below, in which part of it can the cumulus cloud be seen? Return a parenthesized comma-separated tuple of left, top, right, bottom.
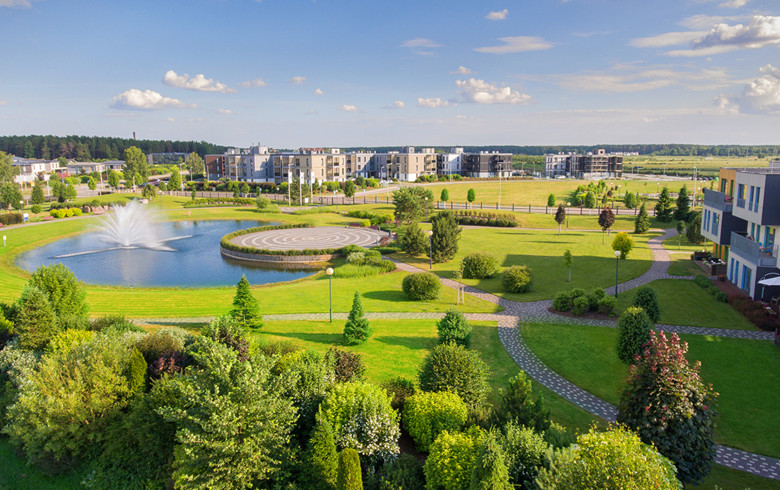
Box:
(417, 97, 452, 108)
(314, 88, 324, 95)
(401, 38, 442, 48)
(217, 109, 232, 115)
(288, 76, 307, 84)
(0, 0, 38, 7)
(717, 64, 780, 113)
(163, 70, 236, 93)
(475, 36, 553, 54)
(110, 89, 193, 111)
(719, 0, 748, 7)
(456, 78, 532, 104)
(238, 78, 268, 87)
(383, 100, 405, 109)
(451, 66, 473, 75)
(486, 9, 508, 21)
(340, 104, 359, 112)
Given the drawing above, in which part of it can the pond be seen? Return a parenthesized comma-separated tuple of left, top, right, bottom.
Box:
(17, 220, 315, 287)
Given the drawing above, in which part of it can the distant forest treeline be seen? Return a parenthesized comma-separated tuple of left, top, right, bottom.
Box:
(343, 145, 780, 157)
(0, 135, 228, 162)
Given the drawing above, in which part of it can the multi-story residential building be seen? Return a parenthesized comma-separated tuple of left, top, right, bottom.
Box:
(701, 168, 746, 264)
(273, 148, 347, 185)
(437, 148, 464, 178)
(461, 151, 513, 178)
(239, 146, 274, 182)
(11, 157, 62, 185)
(386, 147, 437, 181)
(346, 151, 375, 179)
(204, 154, 228, 181)
(147, 152, 187, 166)
(545, 153, 572, 178)
(67, 160, 125, 175)
(543, 149, 623, 179)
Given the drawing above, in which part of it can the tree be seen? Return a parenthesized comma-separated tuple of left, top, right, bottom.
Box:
(155, 337, 297, 488)
(184, 151, 204, 178)
(632, 285, 661, 323)
(63, 183, 77, 201)
(123, 146, 149, 185)
(617, 331, 718, 484)
(28, 263, 88, 328)
(392, 186, 434, 224)
(687, 212, 705, 244)
(343, 180, 356, 201)
(616, 306, 653, 364)
(554, 204, 565, 235)
(336, 448, 362, 490)
(430, 211, 461, 263)
(598, 207, 615, 244)
(256, 195, 270, 210)
(583, 191, 597, 208)
(31, 183, 44, 205)
(289, 178, 311, 205)
(400, 221, 428, 256)
(128, 347, 147, 394)
(437, 308, 472, 347)
(305, 414, 339, 490)
(467, 188, 476, 208)
(547, 193, 555, 207)
(402, 391, 468, 452)
(87, 177, 96, 191)
(655, 187, 674, 222)
(675, 185, 691, 221)
(355, 175, 365, 188)
(343, 291, 371, 345)
(500, 422, 552, 487)
(496, 371, 550, 432)
(157, 180, 167, 192)
(635, 202, 651, 233)
(0, 151, 19, 184)
(14, 286, 58, 351)
(168, 167, 182, 191)
(676, 220, 686, 249)
(535, 426, 680, 489)
(611, 231, 634, 259)
(624, 191, 638, 209)
(0, 183, 23, 210)
(424, 427, 484, 490)
(201, 315, 250, 361)
(240, 182, 250, 195)
(470, 430, 512, 490)
(440, 188, 449, 202)
(107, 170, 120, 190)
(563, 249, 573, 282)
(141, 184, 156, 199)
(418, 343, 490, 409)
(230, 275, 262, 329)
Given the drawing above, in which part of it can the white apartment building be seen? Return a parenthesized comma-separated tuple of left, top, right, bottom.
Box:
(437, 147, 464, 178)
(12, 157, 62, 185)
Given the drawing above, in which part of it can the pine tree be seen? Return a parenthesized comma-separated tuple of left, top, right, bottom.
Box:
(547, 193, 555, 207)
(634, 203, 651, 233)
(400, 221, 428, 256)
(440, 188, 449, 202)
(15, 286, 59, 350)
(583, 191, 597, 208)
(343, 291, 371, 345)
(430, 211, 461, 263)
(231, 275, 262, 329)
(675, 185, 691, 221)
(554, 204, 565, 235)
(470, 430, 512, 490)
(336, 448, 362, 490)
(437, 308, 472, 347)
(655, 187, 674, 222)
(305, 415, 339, 490)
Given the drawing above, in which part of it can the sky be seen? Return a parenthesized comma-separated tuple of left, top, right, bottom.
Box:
(1, 0, 779, 148)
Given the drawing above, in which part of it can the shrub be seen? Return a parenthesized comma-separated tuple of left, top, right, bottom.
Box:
(46, 329, 94, 354)
(586, 287, 605, 311)
(502, 265, 533, 293)
(400, 222, 428, 256)
(612, 232, 635, 259)
(136, 327, 190, 363)
(201, 315, 249, 362)
(424, 428, 484, 490)
(402, 272, 441, 300)
(90, 314, 143, 333)
(437, 308, 472, 347)
(569, 288, 586, 299)
(552, 291, 572, 312)
(256, 196, 271, 209)
(128, 348, 147, 393)
(403, 391, 468, 452)
(15, 286, 58, 351)
(336, 448, 362, 490)
(372, 454, 424, 490)
(571, 296, 589, 316)
(496, 371, 550, 432)
(543, 422, 575, 449)
(632, 286, 661, 323)
(0, 213, 23, 225)
(500, 422, 551, 488)
(470, 430, 512, 490)
(616, 306, 653, 364)
(694, 275, 710, 288)
(304, 415, 338, 489)
(325, 348, 365, 383)
(346, 251, 365, 263)
(597, 295, 617, 315)
(418, 343, 491, 409)
(714, 290, 728, 302)
(461, 252, 499, 279)
(381, 376, 416, 412)
(29, 263, 88, 324)
(31, 204, 42, 214)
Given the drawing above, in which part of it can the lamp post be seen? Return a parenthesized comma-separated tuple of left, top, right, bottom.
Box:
(427, 230, 433, 269)
(2, 236, 6, 247)
(326, 267, 334, 322)
(614, 250, 621, 298)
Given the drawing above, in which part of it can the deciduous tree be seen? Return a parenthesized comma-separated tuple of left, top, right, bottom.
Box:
(184, 151, 204, 178)
(123, 146, 149, 184)
(554, 204, 565, 235)
(392, 186, 433, 224)
(598, 207, 615, 244)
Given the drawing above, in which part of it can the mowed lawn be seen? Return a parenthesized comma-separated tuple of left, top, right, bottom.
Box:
(397, 227, 656, 302)
(521, 322, 780, 459)
(616, 279, 756, 330)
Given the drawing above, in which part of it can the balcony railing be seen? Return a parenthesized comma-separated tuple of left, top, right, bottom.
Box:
(730, 232, 778, 267)
(703, 189, 733, 212)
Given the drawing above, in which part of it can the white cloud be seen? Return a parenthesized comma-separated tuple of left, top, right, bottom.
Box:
(163, 70, 236, 93)
(665, 15, 780, 56)
(555, 65, 734, 93)
(485, 9, 508, 21)
(288, 76, 307, 84)
(629, 31, 705, 48)
(217, 109, 232, 115)
(718, 0, 748, 8)
(340, 104, 359, 112)
(417, 97, 452, 108)
(0, 97, 6, 106)
(383, 100, 405, 109)
(238, 78, 268, 87)
(304, 110, 318, 116)
(475, 36, 553, 54)
(401, 38, 442, 48)
(456, 78, 532, 104)
(166, 117, 176, 122)
(110, 89, 193, 111)
(0, 0, 38, 7)
(451, 66, 473, 75)
(718, 64, 780, 113)
(314, 88, 324, 95)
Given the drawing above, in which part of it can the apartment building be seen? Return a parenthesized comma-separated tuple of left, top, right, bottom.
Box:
(273, 148, 347, 185)
(386, 147, 437, 181)
(11, 157, 62, 185)
(461, 151, 513, 178)
(437, 148, 464, 177)
(346, 151, 375, 179)
(545, 153, 572, 178)
(544, 149, 623, 179)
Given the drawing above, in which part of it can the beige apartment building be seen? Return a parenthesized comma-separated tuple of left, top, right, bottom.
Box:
(273, 148, 347, 185)
(387, 147, 437, 181)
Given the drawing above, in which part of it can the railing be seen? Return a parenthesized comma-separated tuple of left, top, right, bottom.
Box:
(736, 197, 746, 208)
(730, 232, 778, 267)
(703, 189, 733, 212)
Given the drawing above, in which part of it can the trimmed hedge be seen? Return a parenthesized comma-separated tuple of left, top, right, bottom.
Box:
(0, 213, 23, 225)
(450, 210, 518, 228)
(552, 288, 615, 316)
(184, 197, 255, 208)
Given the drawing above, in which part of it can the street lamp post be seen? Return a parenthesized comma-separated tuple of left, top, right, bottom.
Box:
(427, 230, 433, 269)
(326, 267, 334, 322)
(614, 250, 621, 298)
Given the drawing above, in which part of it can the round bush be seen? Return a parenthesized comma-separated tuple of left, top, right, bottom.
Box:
(597, 295, 617, 315)
(461, 252, 499, 279)
(437, 308, 472, 347)
(502, 265, 533, 293)
(552, 291, 572, 312)
(571, 296, 589, 316)
(403, 391, 468, 452)
(632, 286, 661, 323)
(418, 343, 490, 409)
(31, 204, 42, 214)
(402, 272, 441, 300)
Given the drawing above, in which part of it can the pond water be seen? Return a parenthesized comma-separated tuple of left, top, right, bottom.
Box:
(17, 220, 315, 287)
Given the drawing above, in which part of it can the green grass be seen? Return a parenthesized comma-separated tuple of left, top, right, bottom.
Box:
(686, 465, 780, 490)
(663, 233, 710, 253)
(0, 438, 86, 489)
(625, 155, 770, 177)
(396, 227, 656, 302)
(616, 279, 754, 330)
(521, 322, 780, 458)
(667, 253, 706, 276)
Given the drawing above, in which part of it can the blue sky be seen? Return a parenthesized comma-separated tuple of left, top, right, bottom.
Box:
(1, 0, 779, 148)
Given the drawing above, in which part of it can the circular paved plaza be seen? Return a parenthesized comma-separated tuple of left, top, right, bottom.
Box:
(231, 226, 388, 251)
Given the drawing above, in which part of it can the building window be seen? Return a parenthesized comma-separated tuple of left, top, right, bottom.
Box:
(741, 265, 752, 292)
(737, 183, 745, 208)
(713, 212, 719, 234)
(729, 258, 735, 281)
(754, 187, 761, 212)
(703, 209, 710, 232)
(749, 186, 754, 211)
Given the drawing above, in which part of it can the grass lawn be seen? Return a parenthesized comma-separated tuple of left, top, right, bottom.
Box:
(0, 438, 85, 489)
(667, 253, 706, 276)
(396, 227, 656, 302)
(663, 233, 710, 253)
(521, 322, 780, 458)
(616, 279, 754, 330)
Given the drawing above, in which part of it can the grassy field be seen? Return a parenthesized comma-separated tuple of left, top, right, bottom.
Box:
(521, 322, 780, 458)
(616, 279, 755, 330)
(396, 227, 657, 302)
(625, 155, 772, 177)
(667, 253, 707, 276)
(662, 233, 710, 253)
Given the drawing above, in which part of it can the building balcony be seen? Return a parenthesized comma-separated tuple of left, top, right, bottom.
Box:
(730, 232, 778, 267)
(736, 197, 746, 209)
(703, 189, 733, 212)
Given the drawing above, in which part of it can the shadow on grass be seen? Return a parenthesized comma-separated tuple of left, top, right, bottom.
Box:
(362, 290, 410, 302)
(261, 330, 343, 345)
(374, 335, 437, 350)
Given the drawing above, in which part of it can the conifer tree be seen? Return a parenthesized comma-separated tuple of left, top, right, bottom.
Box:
(430, 211, 461, 263)
(547, 193, 555, 207)
(655, 187, 674, 222)
(343, 291, 371, 345)
(440, 188, 449, 203)
(616, 307, 652, 364)
(15, 286, 58, 350)
(634, 203, 651, 233)
(305, 415, 339, 490)
(231, 275, 262, 329)
(31, 183, 44, 205)
(675, 185, 691, 221)
(128, 347, 148, 393)
(336, 448, 362, 490)
(470, 430, 512, 490)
